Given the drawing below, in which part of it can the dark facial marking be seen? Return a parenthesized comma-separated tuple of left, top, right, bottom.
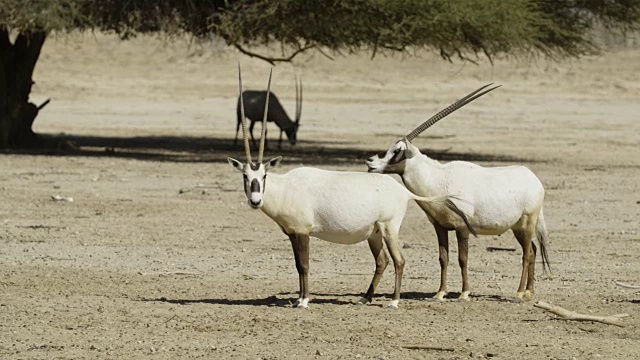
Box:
(249, 163, 260, 171)
(376, 152, 386, 159)
(243, 174, 250, 193)
(250, 178, 261, 193)
(390, 149, 406, 164)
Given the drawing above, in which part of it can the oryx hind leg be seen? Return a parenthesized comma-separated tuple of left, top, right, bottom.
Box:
(512, 220, 535, 302)
(380, 222, 405, 309)
(358, 229, 388, 305)
(433, 224, 449, 301)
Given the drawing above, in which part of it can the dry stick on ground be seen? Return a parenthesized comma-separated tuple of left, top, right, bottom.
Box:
(615, 281, 640, 289)
(534, 301, 629, 327)
(486, 246, 516, 252)
(139, 271, 201, 276)
(401, 345, 455, 352)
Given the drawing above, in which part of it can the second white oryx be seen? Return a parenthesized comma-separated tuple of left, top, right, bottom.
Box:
(366, 85, 550, 302)
(228, 66, 474, 309)
(234, 74, 302, 148)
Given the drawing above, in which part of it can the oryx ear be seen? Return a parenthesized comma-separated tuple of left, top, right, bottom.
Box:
(228, 157, 244, 171)
(265, 156, 282, 170)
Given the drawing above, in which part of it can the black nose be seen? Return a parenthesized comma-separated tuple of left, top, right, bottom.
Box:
(249, 199, 260, 206)
(367, 157, 374, 162)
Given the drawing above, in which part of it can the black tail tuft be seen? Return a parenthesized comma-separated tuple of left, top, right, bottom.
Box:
(535, 210, 551, 273)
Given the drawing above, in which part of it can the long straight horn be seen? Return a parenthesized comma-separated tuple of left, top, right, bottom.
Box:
(295, 74, 302, 123)
(257, 68, 273, 163)
(405, 84, 501, 141)
(238, 63, 252, 163)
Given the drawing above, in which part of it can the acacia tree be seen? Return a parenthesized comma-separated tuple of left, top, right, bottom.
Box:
(1, 0, 639, 149)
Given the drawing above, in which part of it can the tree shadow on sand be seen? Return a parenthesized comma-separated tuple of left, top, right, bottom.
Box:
(2, 133, 541, 166)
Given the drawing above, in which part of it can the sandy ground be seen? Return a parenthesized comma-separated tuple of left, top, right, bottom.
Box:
(1, 34, 639, 359)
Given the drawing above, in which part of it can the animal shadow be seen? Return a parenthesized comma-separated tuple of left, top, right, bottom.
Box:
(402, 291, 513, 303)
(139, 294, 354, 307)
(139, 295, 289, 307)
(276, 291, 366, 306)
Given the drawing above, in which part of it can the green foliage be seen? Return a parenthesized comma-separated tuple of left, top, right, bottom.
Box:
(216, 0, 640, 61)
(1, 0, 640, 60)
(0, 0, 88, 33)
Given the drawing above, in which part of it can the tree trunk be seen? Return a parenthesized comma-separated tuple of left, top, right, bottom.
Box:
(0, 27, 47, 149)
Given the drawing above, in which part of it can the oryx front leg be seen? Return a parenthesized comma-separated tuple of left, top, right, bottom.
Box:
(289, 233, 310, 309)
(456, 229, 471, 301)
(358, 231, 388, 305)
(381, 223, 405, 309)
(433, 224, 449, 301)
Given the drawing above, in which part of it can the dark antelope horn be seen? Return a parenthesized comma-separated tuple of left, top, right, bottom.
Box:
(257, 68, 273, 163)
(238, 63, 252, 163)
(405, 83, 501, 141)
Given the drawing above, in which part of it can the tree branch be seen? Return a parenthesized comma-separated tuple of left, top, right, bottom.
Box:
(314, 46, 335, 61)
(381, 44, 405, 52)
(534, 301, 629, 327)
(440, 47, 453, 63)
(371, 40, 378, 60)
(482, 46, 494, 66)
(234, 43, 316, 65)
(37, 98, 51, 111)
(456, 49, 479, 65)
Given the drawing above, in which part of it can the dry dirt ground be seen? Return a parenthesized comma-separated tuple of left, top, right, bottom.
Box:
(1, 34, 639, 359)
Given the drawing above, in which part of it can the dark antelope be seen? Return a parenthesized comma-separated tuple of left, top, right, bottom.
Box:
(234, 75, 302, 148)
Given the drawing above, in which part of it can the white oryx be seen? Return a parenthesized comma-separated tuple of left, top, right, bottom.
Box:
(234, 75, 302, 148)
(228, 66, 474, 309)
(366, 84, 550, 302)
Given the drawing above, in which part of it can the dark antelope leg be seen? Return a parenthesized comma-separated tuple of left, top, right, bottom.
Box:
(513, 227, 534, 301)
(456, 229, 471, 300)
(288, 233, 310, 308)
(434, 224, 449, 301)
(234, 120, 241, 145)
(359, 232, 389, 304)
(249, 120, 258, 148)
